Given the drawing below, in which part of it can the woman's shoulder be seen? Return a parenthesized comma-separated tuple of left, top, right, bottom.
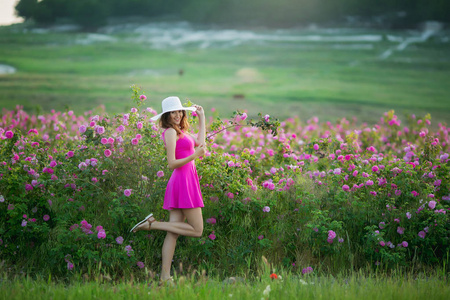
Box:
(163, 127, 177, 140)
(164, 127, 177, 134)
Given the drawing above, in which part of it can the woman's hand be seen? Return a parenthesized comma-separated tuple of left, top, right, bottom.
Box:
(193, 105, 204, 118)
(194, 144, 206, 158)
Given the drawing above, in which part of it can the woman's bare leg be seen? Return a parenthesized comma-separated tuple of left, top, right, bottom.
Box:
(133, 208, 204, 281)
(150, 208, 203, 237)
(160, 209, 185, 281)
(133, 208, 203, 237)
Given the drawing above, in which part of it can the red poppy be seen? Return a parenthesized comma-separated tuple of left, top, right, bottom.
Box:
(270, 273, 278, 279)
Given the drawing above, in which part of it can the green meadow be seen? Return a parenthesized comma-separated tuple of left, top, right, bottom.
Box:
(0, 23, 449, 123)
(1, 271, 449, 300)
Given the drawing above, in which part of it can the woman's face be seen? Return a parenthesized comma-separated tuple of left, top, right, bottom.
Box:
(169, 110, 183, 126)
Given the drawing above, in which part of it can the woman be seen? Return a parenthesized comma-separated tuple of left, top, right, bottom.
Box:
(130, 96, 206, 283)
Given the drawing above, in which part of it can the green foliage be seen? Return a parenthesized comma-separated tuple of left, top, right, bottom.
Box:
(0, 88, 449, 279)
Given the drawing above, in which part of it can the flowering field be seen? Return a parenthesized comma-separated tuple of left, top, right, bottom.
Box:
(0, 86, 449, 279)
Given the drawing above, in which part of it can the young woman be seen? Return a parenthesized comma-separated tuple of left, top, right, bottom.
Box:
(130, 96, 206, 283)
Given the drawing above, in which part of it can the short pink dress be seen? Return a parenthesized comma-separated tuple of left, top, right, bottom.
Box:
(162, 129, 204, 210)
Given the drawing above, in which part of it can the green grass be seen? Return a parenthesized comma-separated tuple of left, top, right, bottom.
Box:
(1, 272, 449, 300)
(0, 25, 450, 124)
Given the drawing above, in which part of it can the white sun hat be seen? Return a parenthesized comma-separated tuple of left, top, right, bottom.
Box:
(150, 96, 196, 121)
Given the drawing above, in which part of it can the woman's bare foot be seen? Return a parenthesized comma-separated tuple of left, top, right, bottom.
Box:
(130, 214, 156, 233)
(133, 215, 156, 232)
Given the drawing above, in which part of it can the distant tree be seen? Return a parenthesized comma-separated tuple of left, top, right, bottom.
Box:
(70, 0, 110, 28)
(15, 0, 38, 20)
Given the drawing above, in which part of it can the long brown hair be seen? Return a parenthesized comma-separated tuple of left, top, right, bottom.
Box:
(159, 110, 190, 135)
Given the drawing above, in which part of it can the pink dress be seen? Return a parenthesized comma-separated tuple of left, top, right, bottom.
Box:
(162, 129, 204, 210)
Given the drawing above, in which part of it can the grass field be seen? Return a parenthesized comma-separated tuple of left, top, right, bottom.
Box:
(1, 272, 449, 300)
(1, 22, 449, 123)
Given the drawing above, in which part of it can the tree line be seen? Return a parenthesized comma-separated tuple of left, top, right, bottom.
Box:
(16, 0, 450, 29)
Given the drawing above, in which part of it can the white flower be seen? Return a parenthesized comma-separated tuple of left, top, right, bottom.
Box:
(263, 285, 271, 296)
(300, 279, 308, 285)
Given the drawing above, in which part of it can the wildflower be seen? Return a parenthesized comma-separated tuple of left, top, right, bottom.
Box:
(67, 262, 74, 270)
(313, 144, 319, 151)
(379, 241, 385, 246)
(125, 245, 134, 257)
(101, 138, 108, 144)
(206, 218, 217, 224)
(131, 108, 138, 113)
(342, 184, 350, 191)
(263, 206, 270, 212)
(157, 171, 164, 178)
(104, 149, 112, 157)
(227, 192, 234, 199)
(264, 114, 270, 122)
(411, 191, 419, 197)
(402, 241, 408, 247)
(131, 138, 139, 145)
(263, 285, 271, 296)
(79, 125, 87, 133)
(137, 261, 145, 269)
(338, 238, 344, 243)
(365, 180, 374, 186)
(21, 220, 27, 227)
(78, 162, 88, 170)
(258, 235, 264, 240)
(66, 151, 74, 158)
(137, 122, 143, 129)
(43, 215, 50, 221)
(5, 131, 14, 139)
(0, 195, 4, 202)
(116, 236, 124, 244)
(395, 189, 401, 196)
(270, 273, 278, 279)
(117, 125, 125, 132)
(96, 126, 105, 135)
(372, 165, 379, 172)
(139, 94, 147, 101)
(97, 230, 106, 239)
(428, 201, 436, 209)
(240, 113, 247, 121)
(302, 267, 313, 274)
(209, 232, 216, 240)
(397, 227, 404, 234)
(418, 231, 426, 238)
(124, 189, 132, 197)
(333, 168, 341, 175)
(328, 230, 336, 240)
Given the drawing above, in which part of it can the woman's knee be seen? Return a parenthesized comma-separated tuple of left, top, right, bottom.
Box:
(193, 225, 203, 237)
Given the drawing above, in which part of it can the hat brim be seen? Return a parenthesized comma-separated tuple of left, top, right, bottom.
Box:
(150, 106, 196, 121)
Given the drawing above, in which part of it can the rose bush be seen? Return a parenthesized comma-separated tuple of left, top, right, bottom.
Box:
(0, 86, 448, 277)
